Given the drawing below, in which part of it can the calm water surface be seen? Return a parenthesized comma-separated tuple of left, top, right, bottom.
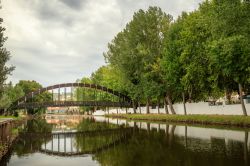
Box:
(1, 115, 250, 166)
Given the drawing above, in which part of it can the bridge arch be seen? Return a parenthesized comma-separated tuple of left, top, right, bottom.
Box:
(10, 83, 132, 110)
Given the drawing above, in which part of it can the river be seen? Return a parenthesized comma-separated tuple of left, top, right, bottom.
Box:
(1, 115, 249, 166)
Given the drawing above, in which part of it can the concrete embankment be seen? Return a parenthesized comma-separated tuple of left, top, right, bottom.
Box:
(0, 119, 20, 161)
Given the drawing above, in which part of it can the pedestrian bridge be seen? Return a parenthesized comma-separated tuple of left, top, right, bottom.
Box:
(9, 83, 132, 110)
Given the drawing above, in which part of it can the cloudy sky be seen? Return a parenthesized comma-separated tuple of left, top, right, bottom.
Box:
(0, 0, 203, 87)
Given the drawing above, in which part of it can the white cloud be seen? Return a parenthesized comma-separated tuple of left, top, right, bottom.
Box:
(0, 0, 203, 86)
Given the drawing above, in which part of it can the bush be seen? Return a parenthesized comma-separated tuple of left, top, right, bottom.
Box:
(13, 111, 18, 117)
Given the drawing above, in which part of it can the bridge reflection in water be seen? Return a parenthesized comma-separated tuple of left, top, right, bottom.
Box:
(37, 128, 133, 156)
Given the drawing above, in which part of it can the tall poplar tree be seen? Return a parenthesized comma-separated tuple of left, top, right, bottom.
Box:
(104, 7, 172, 113)
(0, 3, 14, 98)
(207, 0, 250, 115)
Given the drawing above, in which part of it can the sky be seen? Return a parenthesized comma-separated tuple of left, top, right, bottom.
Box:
(0, 0, 203, 87)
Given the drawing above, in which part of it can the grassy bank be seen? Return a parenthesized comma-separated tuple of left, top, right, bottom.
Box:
(0, 116, 24, 161)
(106, 114, 250, 128)
(0, 116, 18, 119)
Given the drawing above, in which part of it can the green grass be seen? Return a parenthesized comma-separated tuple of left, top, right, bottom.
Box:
(0, 115, 25, 122)
(11, 128, 19, 135)
(0, 116, 18, 119)
(106, 114, 250, 128)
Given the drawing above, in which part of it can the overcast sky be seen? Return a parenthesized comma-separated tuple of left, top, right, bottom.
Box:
(0, 0, 203, 87)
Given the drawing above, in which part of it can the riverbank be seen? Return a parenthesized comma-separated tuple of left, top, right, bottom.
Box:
(106, 114, 250, 128)
(0, 117, 26, 161)
(0, 134, 18, 161)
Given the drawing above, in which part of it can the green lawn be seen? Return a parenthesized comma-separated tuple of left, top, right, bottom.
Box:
(106, 114, 250, 128)
(0, 116, 22, 121)
(0, 116, 17, 119)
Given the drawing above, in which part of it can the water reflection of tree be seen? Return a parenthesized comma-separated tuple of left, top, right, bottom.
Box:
(77, 118, 119, 132)
(75, 132, 125, 153)
(75, 118, 128, 153)
(13, 119, 52, 156)
(22, 119, 53, 133)
(93, 129, 250, 166)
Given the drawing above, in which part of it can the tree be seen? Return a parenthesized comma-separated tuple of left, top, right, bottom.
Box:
(205, 0, 250, 115)
(15, 80, 51, 114)
(104, 7, 172, 114)
(16, 80, 42, 94)
(161, 13, 186, 114)
(0, 83, 24, 113)
(209, 36, 250, 115)
(179, 10, 214, 102)
(91, 65, 127, 93)
(0, 8, 15, 97)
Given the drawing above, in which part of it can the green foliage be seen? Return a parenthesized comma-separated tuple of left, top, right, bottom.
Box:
(22, 118, 52, 133)
(0, 115, 19, 119)
(205, 0, 250, 88)
(161, 13, 186, 101)
(104, 7, 172, 104)
(16, 80, 42, 94)
(13, 111, 18, 117)
(0, 15, 15, 97)
(13, 80, 52, 114)
(97, 2, 250, 115)
(75, 70, 124, 112)
(0, 83, 24, 109)
(77, 118, 119, 131)
(209, 35, 250, 84)
(16, 80, 52, 102)
(91, 65, 127, 93)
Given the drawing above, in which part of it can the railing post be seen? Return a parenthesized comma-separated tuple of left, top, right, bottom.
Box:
(71, 86, 73, 101)
(95, 85, 97, 108)
(31, 92, 34, 103)
(52, 89, 54, 102)
(58, 85, 60, 102)
(64, 87, 67, 102)
(112, 89, 115, 109)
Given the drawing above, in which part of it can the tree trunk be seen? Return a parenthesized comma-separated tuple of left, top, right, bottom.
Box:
(138, 102, 141, 114)
(157, 98, 160, 114)
(164, 97, 169, 114)
(146, 98, 150, 114)
(244, 131, 248, 165)
(225, 89, 232, 104)
(185, 126, 187, 148)
(182, 92, 187, 115)
(166, 95, 176, 114)
(239, 83, 247, 116)
(169, 125, 176, 146)
(132, 100, 136, 114)
(147, 122, 150, 133)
